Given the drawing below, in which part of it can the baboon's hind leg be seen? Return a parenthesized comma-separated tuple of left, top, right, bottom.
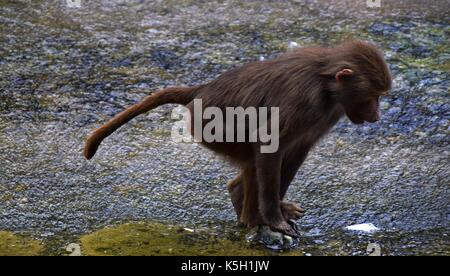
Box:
(227, 172, 243, 220)
(227, 165, 261, 227)
(239, 165, 261, 227)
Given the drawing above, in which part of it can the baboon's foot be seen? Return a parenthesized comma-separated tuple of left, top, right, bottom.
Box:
(267, 220, 300, 238)
(280, 202, 305, 221)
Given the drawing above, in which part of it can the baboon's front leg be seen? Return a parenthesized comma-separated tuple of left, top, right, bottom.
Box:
(256, 152, 299, 237)
(228, 147, 310, 224)
(279, 148, 310, 220)
(279, 147, 310, 199)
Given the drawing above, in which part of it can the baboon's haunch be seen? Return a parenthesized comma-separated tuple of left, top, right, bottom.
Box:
(84, 40, 392, 237)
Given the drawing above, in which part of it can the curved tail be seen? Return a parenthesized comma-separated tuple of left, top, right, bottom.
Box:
(83, 86, 198, 160)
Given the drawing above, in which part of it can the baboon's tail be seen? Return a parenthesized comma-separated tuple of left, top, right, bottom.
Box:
(83, 86, 198, 160)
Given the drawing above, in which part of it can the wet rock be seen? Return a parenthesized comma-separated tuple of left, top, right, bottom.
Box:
(150, 49, 180, 70)
(345, 223, 380, 233)
(287, 41, 300, 51)
(369, 23, 399, 36)
(305, 227, 322, 237)
(66, 243, 82, 256)
(258, 226, 299, 250)
(0, 0, 448, 256)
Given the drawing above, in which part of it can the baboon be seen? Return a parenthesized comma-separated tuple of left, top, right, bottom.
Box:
(84, 40, 392, 237)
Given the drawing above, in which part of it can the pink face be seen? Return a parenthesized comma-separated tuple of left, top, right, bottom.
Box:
(344, 96, 381, 124)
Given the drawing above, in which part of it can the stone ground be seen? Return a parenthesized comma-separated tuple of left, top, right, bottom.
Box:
(0, 0, 448, 255)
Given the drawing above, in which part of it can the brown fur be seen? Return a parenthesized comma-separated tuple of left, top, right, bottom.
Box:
(84, 40, 392, 236)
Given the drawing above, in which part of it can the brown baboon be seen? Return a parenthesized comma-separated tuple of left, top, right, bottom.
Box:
(84, 40, 392, 236)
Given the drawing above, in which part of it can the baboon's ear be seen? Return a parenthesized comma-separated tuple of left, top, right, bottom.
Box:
(335, 69, 353, 82)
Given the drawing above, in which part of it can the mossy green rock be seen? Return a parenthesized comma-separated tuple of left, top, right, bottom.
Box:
(80, 222, 299, 256)
(0, 231, 43, 256)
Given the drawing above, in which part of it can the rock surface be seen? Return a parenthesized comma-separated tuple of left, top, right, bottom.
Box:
(0, 0, 448, 255)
